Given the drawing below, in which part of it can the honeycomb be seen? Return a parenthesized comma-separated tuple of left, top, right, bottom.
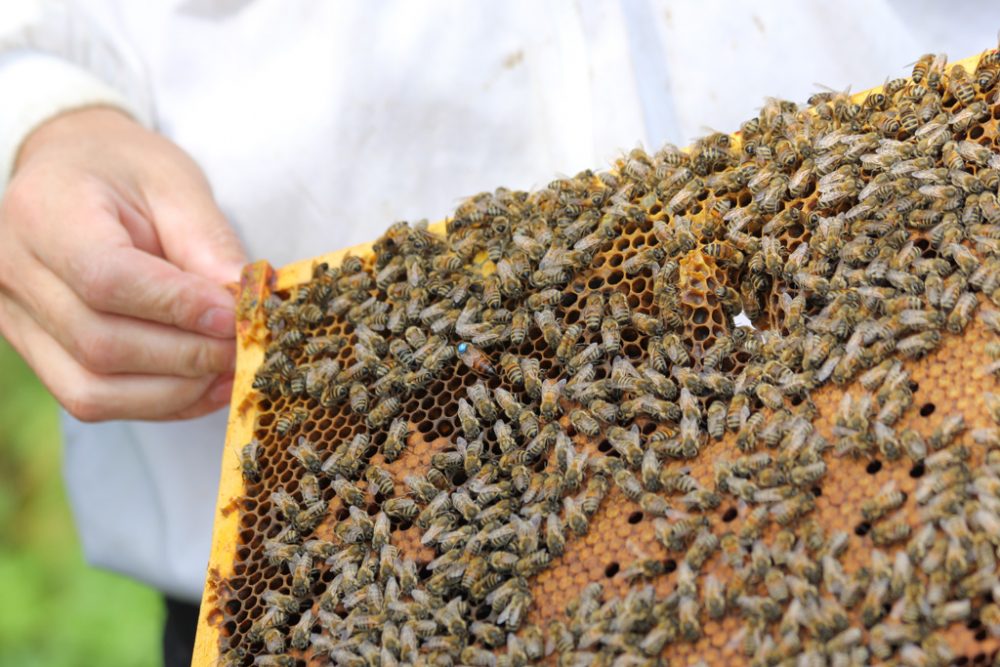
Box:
(194, 50, 1000, 667)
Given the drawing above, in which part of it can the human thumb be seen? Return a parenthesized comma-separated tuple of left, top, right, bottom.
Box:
(150, 179, 248, 286)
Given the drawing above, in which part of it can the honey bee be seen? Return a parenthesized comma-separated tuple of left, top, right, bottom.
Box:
(689, 572, 723, 622)
(946, 291, 977, 333)
(869, 521, 911, 547)
(599, 316, 621, 355)
(652, 335, 687, 369)
(607, 291, 630, 325)
(526, 286, 562, 311)
(790, 460, 826, 486)
(567, 342, 602, 375)
(456, 398, 482, 439)
(652, 516, 701, 555)
(629, 311, 661, 336)
(275, 407, 308, 436)
(509, 307, 529, 345)
(303, 330, 341, 359)
(639, 492, 672, 519)
(365, 465, 395, 499)
(910, 53, 935, 84)
(970, 600, 1000, 643)
(983, 392, 1000, 425)
(861, 481, 907, 522)
(563, 410, 600, 441)
(348, 382, 369, 414)
(562, 496, 590, 536)
(754, 382, 784, 410)
(972, 427, 1000, 447)
(897, 330, 940, 359)
(493, 353, 522, 387)
(217, 648, 250, 667)
(605, 467, 642, 506)
(367, 396, 402, 429)
(515, 407, 540, 440)
(582, 292, 604, 331)
(520, 357, 543, 398)
(288, 551, 314, 598)
(238, 439, 262, 482)
(515, 549, 551, 578)
(466, 382, 497, 421)
(382, 497, 419, 521)
(456, 342, 496, 376)
(948, 63, 976, 106)
(550, 326, 580, 370)
(383, 418, 409, 462)
(262, 539, 299, 569)
(285, 609, 314, 651)
(666, 177, 706, 213)
(723, 391, 750, 432)
(948, 100, 989, 132)
(983, 307, 1000, 334)
(253, 655, 296, 667)
(622, 152, 652, 180)
(637, 367, 674, 400)
(271, 487, 302, 525)
(623, 246, 665, 275)
(420, 338, 455, 371)
(684, 528, 720, 570)
(930, 413, 966, 449)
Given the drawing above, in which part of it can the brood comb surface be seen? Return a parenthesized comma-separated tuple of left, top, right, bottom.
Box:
(195, 51, 1000, 667)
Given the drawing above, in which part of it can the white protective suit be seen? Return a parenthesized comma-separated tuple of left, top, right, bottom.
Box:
(1, 0, 998, 603)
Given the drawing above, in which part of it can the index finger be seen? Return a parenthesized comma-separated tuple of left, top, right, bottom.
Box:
(24, 183, 240, 337)
(68, 245, 239, 338)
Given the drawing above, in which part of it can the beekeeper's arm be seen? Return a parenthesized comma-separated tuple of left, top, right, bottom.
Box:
(0, 1, 245, 421)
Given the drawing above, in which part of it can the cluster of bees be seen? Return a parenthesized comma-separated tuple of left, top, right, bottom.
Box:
(218, 49, 1000, 667)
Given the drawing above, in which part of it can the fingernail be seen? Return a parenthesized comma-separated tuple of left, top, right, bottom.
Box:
(198, 306, 236, 337)
(210, 376, 235, 404)
(224, 261, 247, 283)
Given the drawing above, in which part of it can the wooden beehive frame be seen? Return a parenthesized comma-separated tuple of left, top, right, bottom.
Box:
(193, 230, 394, 664)
(192, 53, 999, 666)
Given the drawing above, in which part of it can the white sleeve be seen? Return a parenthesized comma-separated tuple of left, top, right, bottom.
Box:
(0, 0, 154, 191)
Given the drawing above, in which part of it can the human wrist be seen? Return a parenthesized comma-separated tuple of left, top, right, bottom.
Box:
(0, 52, 152, 192)
(14, 105, 138, 173)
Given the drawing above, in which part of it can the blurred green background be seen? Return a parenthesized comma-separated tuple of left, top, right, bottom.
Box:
(0, 339, 163, 667)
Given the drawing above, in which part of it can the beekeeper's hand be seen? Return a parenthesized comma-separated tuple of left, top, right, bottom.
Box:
(0, 107, 246, 421)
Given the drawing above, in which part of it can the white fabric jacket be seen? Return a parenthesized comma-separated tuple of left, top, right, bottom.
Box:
(2, 0, 998, 603)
